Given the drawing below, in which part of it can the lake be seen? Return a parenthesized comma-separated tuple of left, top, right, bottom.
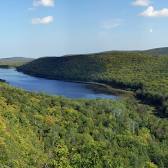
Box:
(0, 68, 117, 99)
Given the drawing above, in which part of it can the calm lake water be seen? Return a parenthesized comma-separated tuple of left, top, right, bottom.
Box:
(0, 68, 117, 99)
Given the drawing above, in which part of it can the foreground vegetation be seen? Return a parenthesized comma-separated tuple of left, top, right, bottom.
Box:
(0, 82, 168, 167)
(18, 51, 168, 117)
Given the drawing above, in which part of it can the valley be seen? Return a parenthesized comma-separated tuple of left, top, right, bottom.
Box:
(0, 48, 168, 167)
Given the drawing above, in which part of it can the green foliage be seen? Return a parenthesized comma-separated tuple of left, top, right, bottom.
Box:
(18, 52, 168, 117)
(0, 83, 167, 167)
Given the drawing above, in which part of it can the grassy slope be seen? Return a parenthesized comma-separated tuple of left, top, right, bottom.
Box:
(0, 82, 168, 167)
(17, 52, 168, 117)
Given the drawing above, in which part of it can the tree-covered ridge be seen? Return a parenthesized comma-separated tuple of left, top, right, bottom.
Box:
(0, 82, 167, 168)
(18, 52, 168, 117)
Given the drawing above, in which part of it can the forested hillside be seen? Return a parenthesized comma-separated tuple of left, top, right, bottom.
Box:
(0, 82, 168, 167)
(18, 51, 168, 117)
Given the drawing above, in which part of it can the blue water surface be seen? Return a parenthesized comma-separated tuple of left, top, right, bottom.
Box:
(0, 68, 117, 99)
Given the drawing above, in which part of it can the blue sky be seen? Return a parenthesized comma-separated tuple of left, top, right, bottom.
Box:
(0, 0, 168, 58)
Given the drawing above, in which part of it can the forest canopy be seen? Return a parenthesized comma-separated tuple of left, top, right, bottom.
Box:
(0, 82, 167, 167)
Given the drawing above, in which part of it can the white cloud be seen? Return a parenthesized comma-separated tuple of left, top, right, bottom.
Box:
(33, 0, 55, 7)
(132, 0, 151, 7)
(140, 6, 168, 17)
(101, 19, 122, 30)
(32, 16, 54, 25)
(149, 28, 153, 33)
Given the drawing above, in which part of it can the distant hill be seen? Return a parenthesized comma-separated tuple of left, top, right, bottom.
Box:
(95, 47, 168, 56)
(0, 57, 33, 67)
(144, 47, 168, 56)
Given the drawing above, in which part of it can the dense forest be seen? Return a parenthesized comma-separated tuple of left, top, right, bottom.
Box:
(0, 82, 168, 167)
(0, 49, 166, 167)
(18, 51, 168, 117)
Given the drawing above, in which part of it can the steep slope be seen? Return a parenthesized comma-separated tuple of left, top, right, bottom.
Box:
(0, 82, 167, 167)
